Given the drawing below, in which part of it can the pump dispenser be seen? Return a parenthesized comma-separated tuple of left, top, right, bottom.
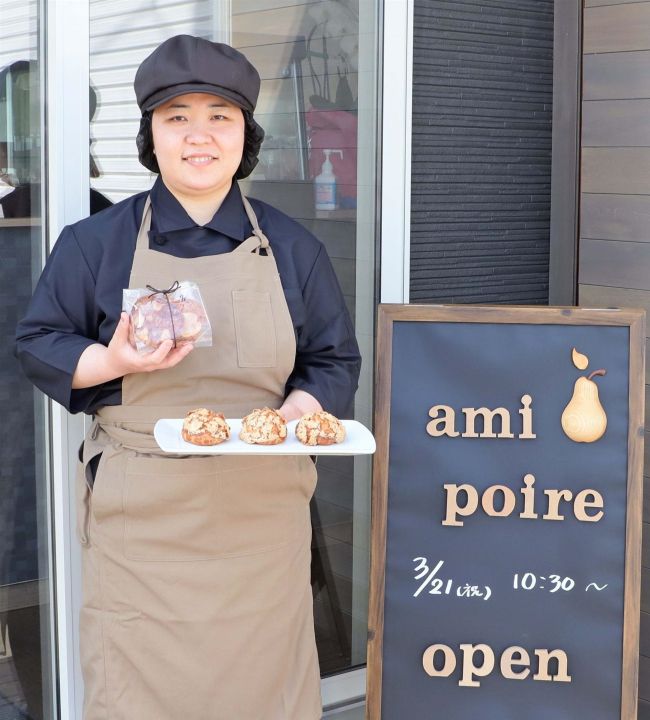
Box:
(314, 149, 343, 210)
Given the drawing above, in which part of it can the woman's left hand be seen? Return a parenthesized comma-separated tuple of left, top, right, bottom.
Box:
(278, 389, 322, 422)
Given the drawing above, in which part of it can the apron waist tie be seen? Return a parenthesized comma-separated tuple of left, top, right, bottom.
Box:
(89, 417, 164, 455)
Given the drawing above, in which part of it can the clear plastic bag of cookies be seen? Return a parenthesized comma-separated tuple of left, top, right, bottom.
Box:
(122, 280, 212, 354)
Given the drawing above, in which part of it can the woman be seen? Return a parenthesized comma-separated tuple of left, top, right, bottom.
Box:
(15, 35, 361, 720)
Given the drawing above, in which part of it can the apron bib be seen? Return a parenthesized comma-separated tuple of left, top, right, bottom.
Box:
(75, 190, 322, 720)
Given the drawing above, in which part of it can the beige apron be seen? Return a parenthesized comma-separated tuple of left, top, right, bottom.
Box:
(75, 190, 322, 720)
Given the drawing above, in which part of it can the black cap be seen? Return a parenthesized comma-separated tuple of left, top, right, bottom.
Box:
(134, 35, 261, 114)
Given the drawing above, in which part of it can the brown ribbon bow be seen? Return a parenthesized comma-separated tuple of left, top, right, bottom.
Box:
(146, 280, 181, 347)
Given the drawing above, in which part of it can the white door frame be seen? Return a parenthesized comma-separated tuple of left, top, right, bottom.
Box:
(46, 0, 90, 718)
(380, 0, 413, 304)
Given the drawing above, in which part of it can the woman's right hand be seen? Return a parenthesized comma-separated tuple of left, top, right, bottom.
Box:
(107, 312, 194, 375)
(72, 313, 193, 389)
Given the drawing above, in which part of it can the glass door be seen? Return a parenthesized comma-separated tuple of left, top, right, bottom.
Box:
(0, 1, 57, 718)
(232, 0, 380, 683)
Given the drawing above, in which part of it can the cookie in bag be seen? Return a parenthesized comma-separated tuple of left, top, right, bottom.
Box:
(125, 281, 211, 354)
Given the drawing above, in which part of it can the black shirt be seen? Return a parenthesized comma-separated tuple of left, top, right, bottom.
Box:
(15, 177, 361, 417)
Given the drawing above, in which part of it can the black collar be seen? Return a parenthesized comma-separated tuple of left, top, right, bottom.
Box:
(149, 176, 249, 241)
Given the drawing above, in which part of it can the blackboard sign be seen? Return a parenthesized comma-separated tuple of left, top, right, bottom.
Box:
(367, 306, 645, 720)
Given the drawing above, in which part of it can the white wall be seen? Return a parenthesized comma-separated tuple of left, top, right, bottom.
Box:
(0, 0, 37, 67)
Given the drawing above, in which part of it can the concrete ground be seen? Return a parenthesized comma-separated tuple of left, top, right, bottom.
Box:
(2, 645, 367, 720)
(324, 701, 365, 718)
(0, 656, 28, 719)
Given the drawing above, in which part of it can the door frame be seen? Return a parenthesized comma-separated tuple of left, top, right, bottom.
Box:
(45, 0, 90, 717)
(549, 0, 583, 305)
(380, 0, 413, 305)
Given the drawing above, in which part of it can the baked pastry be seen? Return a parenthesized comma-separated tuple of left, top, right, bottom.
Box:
(239, 407, 287, 445)
(182, 408, 230, 446)
(295, 411, 346, 446)
(130, 295, 207, 352)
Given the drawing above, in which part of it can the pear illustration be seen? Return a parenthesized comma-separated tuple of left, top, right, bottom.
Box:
(561, 369, 607, 443)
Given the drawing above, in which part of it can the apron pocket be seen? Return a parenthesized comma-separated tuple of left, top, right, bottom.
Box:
(123, 455, 218, 561)
(122, 455, 309, 561)
(215, 455, 311, 557)
(232, 290, 277, 367)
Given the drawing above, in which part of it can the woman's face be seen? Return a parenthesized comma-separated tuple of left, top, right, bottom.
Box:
(151, 92, 245, 201)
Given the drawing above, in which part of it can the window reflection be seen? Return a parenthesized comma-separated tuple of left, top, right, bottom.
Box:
(234, 0, 375, 675)
(0, 25, 54, 720)
(0, 72, 111, 218)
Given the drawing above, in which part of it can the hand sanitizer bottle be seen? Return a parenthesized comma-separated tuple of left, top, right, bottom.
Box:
(314, 149, 343, 210)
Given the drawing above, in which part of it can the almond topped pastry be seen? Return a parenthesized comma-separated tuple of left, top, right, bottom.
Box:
(239, 407, 287, 445)
(295, 411, 346, 446)
(182, 408, 230, 446)
(130, 295, 208, 353)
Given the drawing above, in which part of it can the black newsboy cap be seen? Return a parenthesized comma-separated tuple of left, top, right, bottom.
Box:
(134, 35, 261, 114)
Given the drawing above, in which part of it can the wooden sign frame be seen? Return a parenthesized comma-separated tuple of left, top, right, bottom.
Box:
(367, 304, 645, 720)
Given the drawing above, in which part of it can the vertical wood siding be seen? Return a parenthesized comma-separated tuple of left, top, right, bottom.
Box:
(409, 0, 554, 304)
(579, 2, 650, 717)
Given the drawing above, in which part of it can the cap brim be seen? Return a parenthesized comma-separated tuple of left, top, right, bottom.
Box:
(143, 83, 253, 113)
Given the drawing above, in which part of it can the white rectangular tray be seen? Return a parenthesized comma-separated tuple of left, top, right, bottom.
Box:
(154, 418, 376, 456)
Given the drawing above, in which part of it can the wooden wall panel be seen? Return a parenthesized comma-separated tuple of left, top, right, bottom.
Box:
(584, 2, 650, 53)
(580, 195, 650, 242)
(583, 50, 650, 100)
(586, 0, 649, 6)
(580, 3, 650, 715)
(582, 99, 650, 147)
(579, 240, 650, 290)
(582, 50, 650, 100)
(582, 148, 650, 195)
(579, 286, 650, 318)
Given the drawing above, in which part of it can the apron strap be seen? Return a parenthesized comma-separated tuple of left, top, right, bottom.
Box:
(239, 194, 273, 256)
(135, 195, 153, 252)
